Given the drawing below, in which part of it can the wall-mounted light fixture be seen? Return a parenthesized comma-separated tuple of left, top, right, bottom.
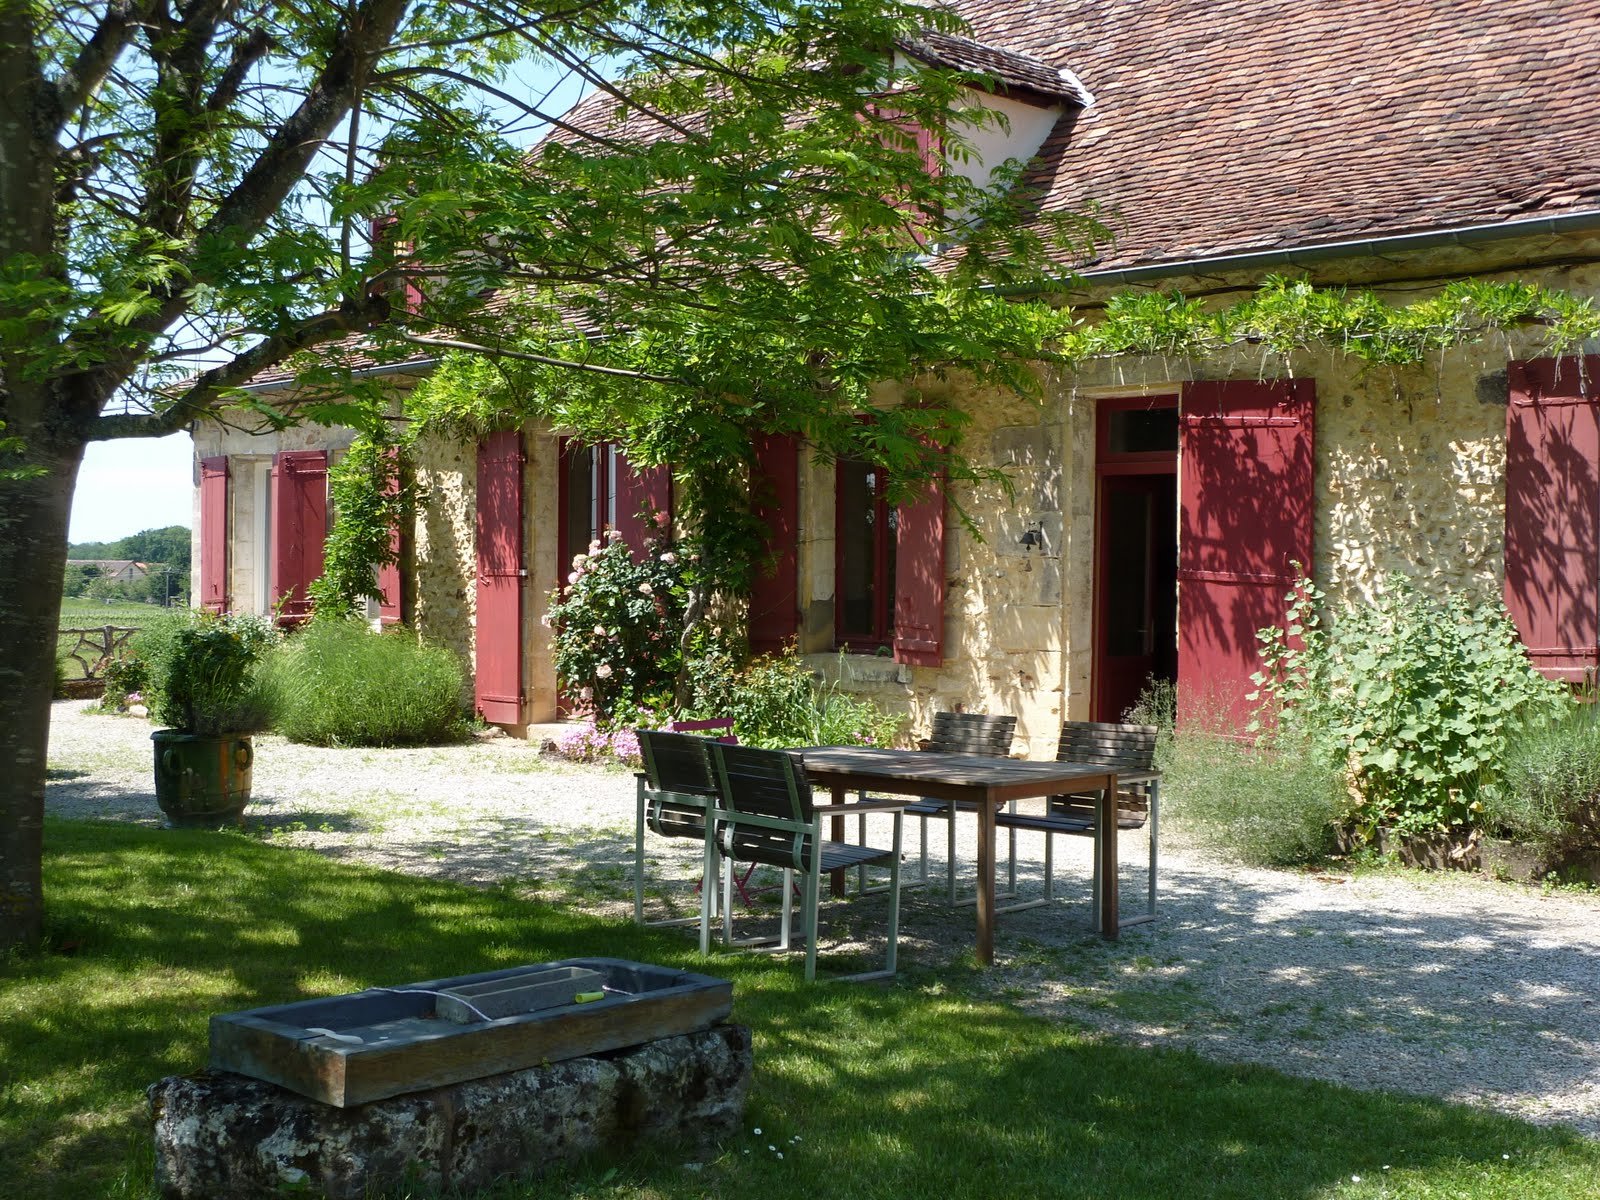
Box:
(1018, 524, 1043, 552)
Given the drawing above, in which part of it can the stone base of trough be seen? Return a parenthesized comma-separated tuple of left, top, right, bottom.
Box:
(149, 1024, 751, 1200)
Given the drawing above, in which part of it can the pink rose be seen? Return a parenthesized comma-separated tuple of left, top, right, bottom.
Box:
(606, 529, 623, 542)
(593, 624, 607, 635)
(579, 686, 593, 701)
(654, 511, 671, 527)
(596, 663, 613, 679)
(567, 571, 580, 584)
(588, 539, 602, 553)
(571, 554, 587, 570)
(638, 582, 652, 595)
(660, 551, 677, 565)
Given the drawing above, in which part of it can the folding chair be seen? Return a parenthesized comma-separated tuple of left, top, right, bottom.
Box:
(706, 742, 905, 982)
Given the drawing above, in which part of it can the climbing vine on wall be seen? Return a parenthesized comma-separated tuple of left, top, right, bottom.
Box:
(309, 434, 414, 619)
(1058, 275, 1600, 365)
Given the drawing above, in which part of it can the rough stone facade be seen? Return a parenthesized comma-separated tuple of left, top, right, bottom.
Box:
(148, 1024, 752, 1200)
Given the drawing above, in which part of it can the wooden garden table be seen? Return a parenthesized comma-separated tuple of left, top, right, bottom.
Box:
(793, 746, 1120, 965)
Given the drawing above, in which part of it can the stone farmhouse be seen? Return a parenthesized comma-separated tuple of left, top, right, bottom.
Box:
(192, 0, 1600, 755)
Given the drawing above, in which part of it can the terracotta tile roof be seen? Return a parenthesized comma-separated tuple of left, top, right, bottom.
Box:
(899, 29, 1093, 106)
(951, 0, 1600, 271)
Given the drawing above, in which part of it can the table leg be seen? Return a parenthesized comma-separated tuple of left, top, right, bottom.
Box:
(976, 796, 995, 966)
(830, 782, 847, 898)
(1098, 773, 1120, 940)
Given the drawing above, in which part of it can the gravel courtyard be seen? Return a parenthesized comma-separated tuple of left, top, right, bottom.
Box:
(44, 700, 1600, 1140)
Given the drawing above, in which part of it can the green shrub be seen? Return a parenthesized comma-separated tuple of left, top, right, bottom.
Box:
(261, 619, 468, 746)
(1482, 703, 1600, 865)
(134, 610, 277, 734)
(1160, 730, 1346, 867)
(695, 651, 903, 749)
(1255, 575, 1566, 836)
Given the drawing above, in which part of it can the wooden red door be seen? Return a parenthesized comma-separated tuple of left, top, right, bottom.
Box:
(1505, 356, 1600, 682)
(749, 433, 800, 654)
(1176, 380, 1315, 731)
(475, 432, 524, 724)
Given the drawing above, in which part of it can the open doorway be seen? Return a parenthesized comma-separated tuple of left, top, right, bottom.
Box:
(1092, 398, 1179, 723)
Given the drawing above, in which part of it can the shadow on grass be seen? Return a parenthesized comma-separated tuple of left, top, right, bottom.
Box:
(5, 820, 1600, 1200)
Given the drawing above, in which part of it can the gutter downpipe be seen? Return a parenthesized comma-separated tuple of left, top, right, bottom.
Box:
(1049, 209, 1600, 292)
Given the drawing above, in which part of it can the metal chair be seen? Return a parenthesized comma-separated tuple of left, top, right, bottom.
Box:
(994, 720, 1160, 927)
(706, 742, 905, 983)
(633, 729, 727, 930)
(889, 711, 1018, 905)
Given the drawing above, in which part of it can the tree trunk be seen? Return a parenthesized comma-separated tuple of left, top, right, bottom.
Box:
(0, 437, 84, 952)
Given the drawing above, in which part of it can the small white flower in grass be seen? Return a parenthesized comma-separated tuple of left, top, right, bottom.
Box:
(752, 1128, 761, 1136)
(776, 1152, 784, 1160)
(768, 1145, 776, 1152)
(1351, 1176, 1360, 1184)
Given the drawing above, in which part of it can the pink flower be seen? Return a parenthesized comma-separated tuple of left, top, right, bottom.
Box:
(571, 554, 587, 570)
(606, 529, 623, 542)
(596, 663, 613, 679)
(579, 686, 593, 701)
(654, 511, 671, 527)
(660, 551, 677, 565)
(593, 623, 607, 635)
(637, 582, 652, 595)
(539, 613, 553, 628)
(567, 571, 580, 584)
(588, 539, 602, 553)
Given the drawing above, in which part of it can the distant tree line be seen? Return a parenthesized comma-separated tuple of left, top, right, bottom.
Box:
(64, 526, 190, 606)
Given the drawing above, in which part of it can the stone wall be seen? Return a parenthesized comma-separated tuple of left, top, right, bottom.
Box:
(797, 239, 1600, 755)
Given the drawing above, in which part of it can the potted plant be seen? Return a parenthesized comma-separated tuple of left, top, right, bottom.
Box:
(144, 613, 276, 828)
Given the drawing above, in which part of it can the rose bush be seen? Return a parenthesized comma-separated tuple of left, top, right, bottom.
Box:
(545, 519, 690, 719)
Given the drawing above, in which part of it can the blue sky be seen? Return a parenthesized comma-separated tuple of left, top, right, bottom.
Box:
(70, 432, 195, 543)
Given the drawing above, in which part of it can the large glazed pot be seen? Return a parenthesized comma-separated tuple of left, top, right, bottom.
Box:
(152, 730, 254, 829)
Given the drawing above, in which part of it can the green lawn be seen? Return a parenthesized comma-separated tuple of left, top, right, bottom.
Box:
(5, 820, 1599, 1200)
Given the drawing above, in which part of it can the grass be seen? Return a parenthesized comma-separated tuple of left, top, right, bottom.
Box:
(6, 821, 1600, 1200)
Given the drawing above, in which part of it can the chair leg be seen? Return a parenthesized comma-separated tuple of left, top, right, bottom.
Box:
(633, 780, 647, 926)
(885, 813, 902, 975)
(803, 850, 822, 984)
(698, 820, 717, 957)
(778, 867, 794, 951)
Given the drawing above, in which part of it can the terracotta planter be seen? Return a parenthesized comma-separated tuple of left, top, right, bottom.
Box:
(152, 730, 254, 829)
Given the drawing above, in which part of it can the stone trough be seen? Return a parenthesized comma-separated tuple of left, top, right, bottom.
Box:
(150, 958, 750, 1199)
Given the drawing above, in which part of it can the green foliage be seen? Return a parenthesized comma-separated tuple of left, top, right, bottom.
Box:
(546, 528, 691, 719)
(137, 611, 278, 735)
(97, 650, 149, 711)
(1483, 703, 1600, 864)
(684, 650, 904, 749)
(308, 436, 411, 618)
(1160, 731, 1346, 867)
(1061, 275, 1600, 366)
(1254, 576, 1567, 836)
(259, 619, 468, 747)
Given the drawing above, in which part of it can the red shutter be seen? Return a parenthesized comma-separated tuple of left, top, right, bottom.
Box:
(199, 456, 229, 614)
(270, 450, 328, 623)
(475, 432, 524, 724)
(1176, 379, 1315, 731)
(749, 433, 800, 654)
(893, 472, 946, 667)
(377, 446, 402, 624)
(1505, 356, 1600, 682)
(612, 447, 671, 556)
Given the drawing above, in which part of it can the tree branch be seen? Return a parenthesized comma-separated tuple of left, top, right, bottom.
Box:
(393, 332, 685, 384)
(47, 0, 160, 134)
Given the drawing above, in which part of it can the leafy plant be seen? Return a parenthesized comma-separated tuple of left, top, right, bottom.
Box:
(308, 435, 412, 619)
(259, 618, 467, 746)
(691, 650, 904, 749)
(139, 611, 278, 735)
(546, 525, 691, 719)
(1482, 703, 1600, 865)
(1254, 575, 1566, 836)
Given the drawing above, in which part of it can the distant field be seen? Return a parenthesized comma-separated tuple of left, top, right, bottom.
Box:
(57, 600, 180, 680)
